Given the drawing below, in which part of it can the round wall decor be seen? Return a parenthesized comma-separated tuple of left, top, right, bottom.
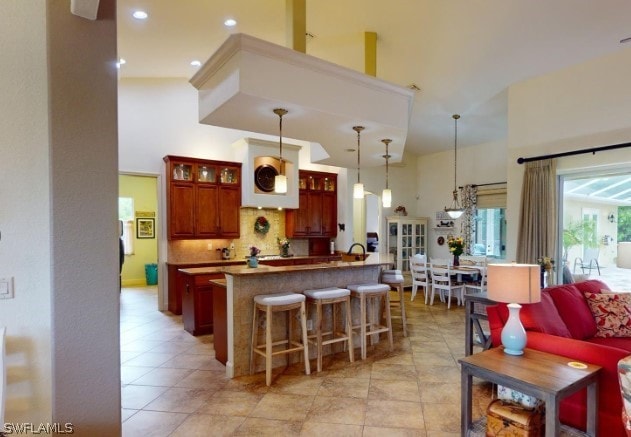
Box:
(254, 164, 278, 192)
(437, 236, 445, 246)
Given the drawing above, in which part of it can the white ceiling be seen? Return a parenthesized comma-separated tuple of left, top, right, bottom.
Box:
(117, 0, 631, 163)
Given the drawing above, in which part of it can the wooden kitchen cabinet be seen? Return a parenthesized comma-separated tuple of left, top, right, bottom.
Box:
(181, 272, 222, 336)
(164, 155, 241, 239)
(286, 170, 337, 238)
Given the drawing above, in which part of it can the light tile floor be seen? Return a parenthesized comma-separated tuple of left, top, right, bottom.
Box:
(120, 286, 493, 436)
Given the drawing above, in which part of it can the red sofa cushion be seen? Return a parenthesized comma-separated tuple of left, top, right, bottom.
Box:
(548, 284, 597, 339)
(496, 291, 572, 338)
(574, 279, 610, 294)
(584, 292, 631, 337)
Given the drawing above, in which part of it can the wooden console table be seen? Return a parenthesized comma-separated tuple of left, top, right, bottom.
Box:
(459, 347, 601, 436)
(464, 292, 495, 356)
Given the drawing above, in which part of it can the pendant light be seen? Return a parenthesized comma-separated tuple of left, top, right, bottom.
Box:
(273, 108, 288, 194)
(381, 138, 392, 208)
(353, 126, 365, 199)
(444, 114, 464, 219)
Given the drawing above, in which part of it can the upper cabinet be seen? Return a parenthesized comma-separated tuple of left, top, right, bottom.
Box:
(164, 156, 241, 240)
(286, 170, 337, 238)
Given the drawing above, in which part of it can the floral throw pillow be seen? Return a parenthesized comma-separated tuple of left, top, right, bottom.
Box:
(584, 292, 631, 338)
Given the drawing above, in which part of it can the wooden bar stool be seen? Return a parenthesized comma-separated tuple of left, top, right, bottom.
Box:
(347, 283, 393, 360)
(304, 287, 354, 372)
(250, 292, 310, 386)
(381, 269, 408, 337)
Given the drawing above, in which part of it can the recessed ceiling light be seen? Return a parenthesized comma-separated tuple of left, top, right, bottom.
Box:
(224, 18, 237, 27)
(132, 10, 148, 20)
(190, 60, 201, 67)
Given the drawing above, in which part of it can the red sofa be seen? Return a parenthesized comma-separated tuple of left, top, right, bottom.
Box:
(486, 279, 630, 436)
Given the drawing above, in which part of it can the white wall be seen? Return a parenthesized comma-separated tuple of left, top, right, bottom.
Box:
(506, 47, 631, 262)
(0, 1, 120, 434)
(416, 140, 507, 258)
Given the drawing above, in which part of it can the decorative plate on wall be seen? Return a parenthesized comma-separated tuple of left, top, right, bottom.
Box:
(437, 236, 445, 246)
(254, 164, 278, 192)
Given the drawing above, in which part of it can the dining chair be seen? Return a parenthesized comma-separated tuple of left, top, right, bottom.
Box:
(410, 254, 430, 303)
(429, 263, 464, 309)
(464, 258, 488, 294)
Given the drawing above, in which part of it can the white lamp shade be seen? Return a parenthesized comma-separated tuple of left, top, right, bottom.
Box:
(274, 174, 287, 193)
(353, 182, 364, 199)
(487, 263, 541, 304)
(382, 188, 392, 207)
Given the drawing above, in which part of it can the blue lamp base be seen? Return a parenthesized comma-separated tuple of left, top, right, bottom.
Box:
(501, 303, 527, 356)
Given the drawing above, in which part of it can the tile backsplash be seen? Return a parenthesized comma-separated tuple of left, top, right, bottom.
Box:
(167, 208, 308, 263)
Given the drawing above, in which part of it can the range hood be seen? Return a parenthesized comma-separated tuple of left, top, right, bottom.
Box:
(233, 137, 300, 209)
(189, 33, 414, 169)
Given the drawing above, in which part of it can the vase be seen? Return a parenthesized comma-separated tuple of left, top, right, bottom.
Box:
(453, 254, 460, 266)
(248, 256, 258, 268)
(281, 246, 290, 258)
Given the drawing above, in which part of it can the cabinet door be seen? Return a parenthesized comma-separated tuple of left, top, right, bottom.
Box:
(194, 284, 214, 335)
(169, 183, 195, 238)
(289, 191, 310, 236)
(218, 186, 240, 237)
(307, 192, 323, 235)
(321, 192, 337, 237)
(196, 184, 219, 237)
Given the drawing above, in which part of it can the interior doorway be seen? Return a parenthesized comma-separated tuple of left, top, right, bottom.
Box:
(118, 173, 161, 309)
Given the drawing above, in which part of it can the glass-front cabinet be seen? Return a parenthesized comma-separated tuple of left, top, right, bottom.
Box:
(386, 216, 428, 272)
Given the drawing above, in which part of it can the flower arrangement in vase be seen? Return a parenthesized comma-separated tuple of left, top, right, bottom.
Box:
(248, 246, 260, 268)
(278, 237, 291, 257)
(447, 236, 464, 266)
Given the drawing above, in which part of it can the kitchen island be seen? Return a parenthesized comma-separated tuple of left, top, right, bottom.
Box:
(184, 253, 394, 378)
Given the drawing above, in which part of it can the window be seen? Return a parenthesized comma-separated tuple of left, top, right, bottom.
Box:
(118, 197, 134, 255)
(474, 207, 506, 258)
(473, 187, 506, 258)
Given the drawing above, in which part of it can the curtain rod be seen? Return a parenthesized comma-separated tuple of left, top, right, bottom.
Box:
(517, 141, 631, 164)
(459, 182, 506, 189)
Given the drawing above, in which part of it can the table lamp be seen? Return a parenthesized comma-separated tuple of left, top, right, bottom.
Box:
(487, 263, 541, 356)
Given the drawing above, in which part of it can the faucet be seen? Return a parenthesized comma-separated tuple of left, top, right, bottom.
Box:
(346, 243, 366, 261)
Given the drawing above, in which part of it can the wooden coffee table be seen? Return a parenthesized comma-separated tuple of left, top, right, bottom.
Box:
(459, 347, 601, 436)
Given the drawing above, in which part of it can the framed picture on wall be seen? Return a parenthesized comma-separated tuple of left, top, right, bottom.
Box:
(136, 218, 155, 239)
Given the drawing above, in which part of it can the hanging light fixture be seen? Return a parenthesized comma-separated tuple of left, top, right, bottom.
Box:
(381, 138, 392, 208)
(444, 114, 464, 219)
(353, 126, 365, 199)
(273, 108, 288, 193)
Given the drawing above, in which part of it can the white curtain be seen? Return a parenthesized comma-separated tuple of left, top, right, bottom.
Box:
(516, 159, 557, 264)
(123, 220, 134, 255)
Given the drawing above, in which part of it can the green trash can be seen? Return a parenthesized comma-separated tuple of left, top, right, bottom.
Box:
(145, 263, 158, 285)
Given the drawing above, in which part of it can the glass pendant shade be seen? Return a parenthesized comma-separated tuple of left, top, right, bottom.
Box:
(274, 108, 288, 194)
(382, 188, 392, 207)
(445, 190, 464, 218)
(381, 138, 393, 208)
(444, 114, 464, 218)
(353, 183, 364, 199)
(353, 126, 365, 199)
(274, 174, 287, 193)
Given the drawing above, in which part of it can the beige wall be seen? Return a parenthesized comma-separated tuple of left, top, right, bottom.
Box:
(0, 0, 120, 434)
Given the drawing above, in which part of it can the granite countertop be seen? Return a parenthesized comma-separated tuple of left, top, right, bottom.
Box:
(168, 254, 339, 267)
(179, 253, 393, 277)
